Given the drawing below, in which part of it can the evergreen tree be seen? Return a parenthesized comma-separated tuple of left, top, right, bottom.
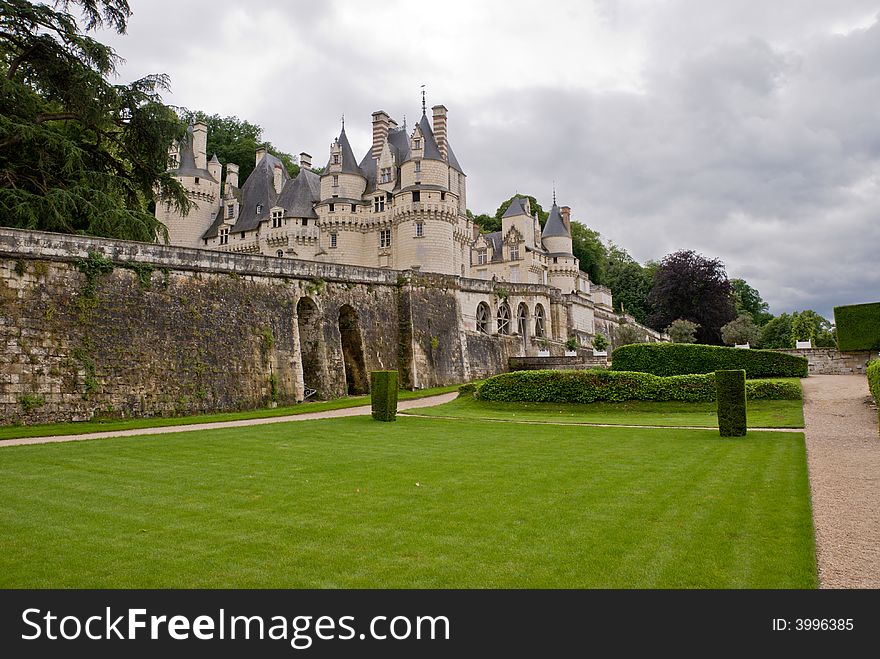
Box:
(0, 0, 189, 241)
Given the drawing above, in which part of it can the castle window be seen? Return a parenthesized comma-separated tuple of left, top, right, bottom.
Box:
(374, 196, 385, 213)
(226, 205, 234, 219)
(477, 248, 487, 265)
(271, 209, 283, 228)
(351, 204, 356, 212)
(380, 167, 392, 183)
(441, 192, 446, 201)
(256, 204, 263, 215)
(194, 177, 200, 185)
(219, 228, 229, 245)
(240, 232, 245, 239)
(333, 154, 339, 164)
(276, 250, 284, 258)
(412, 190, 420, 202)
(332, 175, 339, 187)
(414, 160, 421, 173)
(414, 139, 421, 149)
(553, 257, 558, 263)
(476, 303, 490, 334)
(535, 304, 545, 338)
(415, 221, 424, 238)
(330, 232, 337, 248)
(510, 245, 520, 260)
(329, 203, 335, 212)
(497, 303, 511, 335)
(379, 228, 392, 248)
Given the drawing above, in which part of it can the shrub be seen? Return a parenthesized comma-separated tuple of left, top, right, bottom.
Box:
(613, 324, 643, 348)
(716, 370, 747, 437)
(834, 302, 880, 351)
(592, 334, 609, 352)
(868, 360, 880, 430)
(473, 369, 801, 404)
(370, 371, 398, 422)
(611, 343, 808, 378)
(721, 314, 760, 347)
(565, 336, 579, 351)
(666, 319, 699, 344)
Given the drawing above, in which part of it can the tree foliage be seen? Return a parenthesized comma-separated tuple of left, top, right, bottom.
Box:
(187, 111, 298, 184)
(0, 0, 189, 241)
(730, 278, 772, 326)
(612, 323, 644, 348)
(721, 314, 761, 347)
(790, 310, 835, 347)
(569, 221, 607, 285)
(494, 194, 548, 226)
(667, 318, 699, 344)
(603, 244, 654, 325)
(647, 250, 736, 344)
(760, 313, 793, 349)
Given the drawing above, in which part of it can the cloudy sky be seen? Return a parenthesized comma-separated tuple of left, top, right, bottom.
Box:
(96, 0, 880, 318)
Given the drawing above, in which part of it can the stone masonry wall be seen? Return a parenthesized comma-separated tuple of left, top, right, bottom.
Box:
(774, 348, 876, 375)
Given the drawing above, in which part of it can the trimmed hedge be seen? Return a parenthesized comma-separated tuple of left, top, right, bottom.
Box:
(868, 360, 880, 430)
(370, 371, 398, 422)
(611, 343, 808, 378)
(834, 302, 880, 351)
(474, 369, 801, 404)
(716, 370, 747, 437)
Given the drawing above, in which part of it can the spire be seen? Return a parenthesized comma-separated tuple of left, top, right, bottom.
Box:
(341, 113, 345, 131)
(421, 84, 426, 116)
(552, 181, 557, 205)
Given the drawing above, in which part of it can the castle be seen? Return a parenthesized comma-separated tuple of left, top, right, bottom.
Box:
(157, 103, 654, 349)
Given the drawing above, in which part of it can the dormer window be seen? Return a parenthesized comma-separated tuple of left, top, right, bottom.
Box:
(380, 167, 392, 183)
(271, 208, 283, 228)
(333, 154, 339, 165)
(256, 204, 263, 215)
(374, 196, 385, 213)
(226, 204, 234, 219)
(219, 228, 229, 245)
(477, 248, 487, 265)
(414, 139, 421, 149)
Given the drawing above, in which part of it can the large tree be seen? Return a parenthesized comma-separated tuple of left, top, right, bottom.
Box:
(730, 278, 773, 326)
(603, 244, 654, 324)
(647, 250, 736, 344)
(494, 194, 548, 226)
(0, 0, 189, 241)
(187, 111, 298, 184)
(569, 221, 607, 285)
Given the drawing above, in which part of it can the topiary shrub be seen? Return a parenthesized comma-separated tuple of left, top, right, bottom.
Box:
(716, 370, 747, 437)
(868, 360, 880, 431)
(474, 369, 800, 403)
(611, 343, 808, 378)
(370, 370, 398, 422)
(834, 302, 880, 351)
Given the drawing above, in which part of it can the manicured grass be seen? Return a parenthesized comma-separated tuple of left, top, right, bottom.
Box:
(0, 384, 459, 441)
(411, 396, 804, 428)
(0, 417, 816, 588)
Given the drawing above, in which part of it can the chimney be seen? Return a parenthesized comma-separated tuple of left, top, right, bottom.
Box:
(372, 110, 390, 160)
(255, 147, 267, 167)
(225, 163, 239, 191)
(299, 152, 312, 170)
(273, 163, 283, 194)
(192, 122, 208, 170)
(432, 105, 448, 161)
(561, 206, 571, 232)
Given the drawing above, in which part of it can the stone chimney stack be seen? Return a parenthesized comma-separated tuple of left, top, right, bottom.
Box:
(371, 110, 391, 160)
(225, 163, 239, 191)
(561, 206, 571, 233)
(255, 147, 267, 168)
(192, 122, 208, 170)
(273, 163, 283, 194)
(299, 152, 312, 170)
(432, 105, 448, 161)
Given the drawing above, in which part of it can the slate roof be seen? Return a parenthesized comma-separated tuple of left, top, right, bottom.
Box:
(170, 125, 216, 181)
(326, 127, 364, 176)
(541, 203, 570, 238)
(277, 168, 321, 219)
(502, 196, 530, 218)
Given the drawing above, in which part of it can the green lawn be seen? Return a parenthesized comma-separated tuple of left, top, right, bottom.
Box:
(0, 416, 816, 588)
(410, 396, 804, 428)
(0, 385, 459, 441)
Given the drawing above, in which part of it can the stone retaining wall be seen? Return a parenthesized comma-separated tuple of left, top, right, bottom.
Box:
(774, 348, 876, 375)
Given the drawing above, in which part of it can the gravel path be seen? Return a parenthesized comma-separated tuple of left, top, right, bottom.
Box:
(0, 393, 459, 448)
(802, 375, 880, 588)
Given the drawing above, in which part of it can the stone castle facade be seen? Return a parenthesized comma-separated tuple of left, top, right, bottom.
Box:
(157, 104, 662, 350)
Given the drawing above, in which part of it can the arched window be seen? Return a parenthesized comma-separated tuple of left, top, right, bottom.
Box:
(535, 304, 545, 338)
(276, 249, 284, 258)
(517, 303, 528, 338)
(476, 302, 490, 334)
(497, 302, 511, 335)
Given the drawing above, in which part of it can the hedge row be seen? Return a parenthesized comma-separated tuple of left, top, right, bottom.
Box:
(473, 369, 802, 404)
(834, 302, 880, 351)
(370, 370, 398, 422)
(610, 343, 808, 378)
(868, 360, 880, 430)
